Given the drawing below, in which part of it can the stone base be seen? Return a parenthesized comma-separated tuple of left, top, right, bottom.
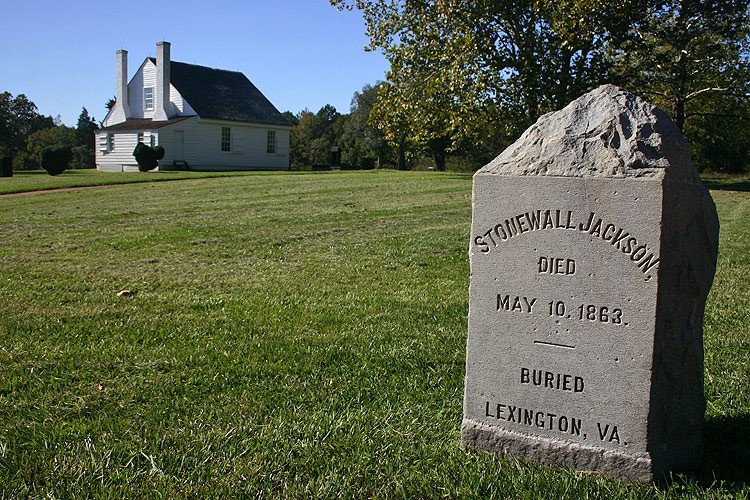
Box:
(461, 419, 656, 482)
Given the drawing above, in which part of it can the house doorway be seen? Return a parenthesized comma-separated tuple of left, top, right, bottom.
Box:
(174, 130, 185, 162)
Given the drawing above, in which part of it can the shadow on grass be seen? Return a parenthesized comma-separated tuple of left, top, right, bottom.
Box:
(698, 413, 750, 487)
(702, 178, 750, 192)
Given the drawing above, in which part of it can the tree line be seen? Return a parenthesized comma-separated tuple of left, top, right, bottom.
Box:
(283, 83, 398, 170)
(3, 0, 747, 175)
(325, 0, 749, 173)
(0, 91, 99, 171)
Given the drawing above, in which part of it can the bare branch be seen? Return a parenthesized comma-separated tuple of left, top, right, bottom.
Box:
(685, 87, 730, 101)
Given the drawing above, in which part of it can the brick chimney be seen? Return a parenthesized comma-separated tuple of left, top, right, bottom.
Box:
(112, 49, 132, 122)
(153, 41, 171, 121)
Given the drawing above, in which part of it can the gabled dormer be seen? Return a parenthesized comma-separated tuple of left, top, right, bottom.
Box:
(104, 41, 196, 127)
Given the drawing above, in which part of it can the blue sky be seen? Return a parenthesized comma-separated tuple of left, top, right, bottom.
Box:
(0, 0, 389, 126)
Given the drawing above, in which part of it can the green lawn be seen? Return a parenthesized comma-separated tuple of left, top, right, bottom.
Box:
(0, 170, 748, 498)
(0, 169, 252, 195)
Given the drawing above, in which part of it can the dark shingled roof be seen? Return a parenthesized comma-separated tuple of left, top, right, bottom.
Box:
(154, 58, 291, 127)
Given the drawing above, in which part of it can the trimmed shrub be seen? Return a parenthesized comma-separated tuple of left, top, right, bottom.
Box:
(40, 147, 73, 176)
(133, 143, 165, 172)
(1, 156, 12, 177)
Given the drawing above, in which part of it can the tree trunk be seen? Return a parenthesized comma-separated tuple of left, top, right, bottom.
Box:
(672, 97, 686, 132)
(429, 135, 451, 172)
(397, 134, 407, 170)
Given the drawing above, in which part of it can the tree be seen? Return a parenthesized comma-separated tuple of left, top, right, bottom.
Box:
(281, 111, 300, 126)
(334, 0, 749, 172)
(287, 105, 343, 167)
(340, 83, 391, 168)
(72, 107, 99, 168)
(13, 125, 77, 172)
(290, 109, 315, 167)
(75, 107, 99, 148)
(684, 90, 750, 172)
(24, 126, 77, 165)
(611, 0, 750, 132)
(0, 91, 53, 159)
(105, 96, 116, 112)
(608, 0, 750, 171)
(331, 0, 646, 158)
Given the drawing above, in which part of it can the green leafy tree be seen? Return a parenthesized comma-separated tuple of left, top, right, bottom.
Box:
(290, 109, 315, 167)
(22, 125, 76, 170)
(340, 83, 391, 168)
(331, 0, 646, 159)
(334, 0, 749, 172)
(288, 105, 343, 167)
(685, 92, 750, 172)
(610, 0, 750, 171)
(369, 81, 415, 169)
(281, 111, 299, 127)
(611, 0, 749, 131)
(75, 107, 99, 148)
(0, 91, 54, 161)
(71, 107, 100, 168)
(370, 59, 454, 170)
(313, 105, 343, 165)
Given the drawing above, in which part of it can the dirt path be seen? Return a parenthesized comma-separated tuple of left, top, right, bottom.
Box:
(0, 184, 120, 198)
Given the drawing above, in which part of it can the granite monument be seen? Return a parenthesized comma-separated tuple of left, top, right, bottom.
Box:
(462, 85, 719, 482)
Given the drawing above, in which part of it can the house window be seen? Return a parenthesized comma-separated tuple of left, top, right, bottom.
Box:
(266, 130, 276, 154)
(107, 134, 115, 152)
(221, 127, 231, 152)
(137, 132, 144, 144)
(144, 87, 154, 110)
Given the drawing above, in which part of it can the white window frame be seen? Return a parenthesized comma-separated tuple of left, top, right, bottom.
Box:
(107, 134, 114, 153)
(144, 87, 154, 111)
(266, 130, 277, 154)
(221, 127, 232, 152)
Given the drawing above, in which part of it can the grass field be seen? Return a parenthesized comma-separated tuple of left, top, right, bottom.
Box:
(0, 170, 748, 498)
(0, 169, 249, 196)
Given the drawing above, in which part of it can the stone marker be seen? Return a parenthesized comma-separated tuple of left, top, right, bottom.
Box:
(461, 85, 719, 482)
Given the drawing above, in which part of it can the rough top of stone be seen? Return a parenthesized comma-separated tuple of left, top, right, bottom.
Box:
(478, 85, 699, 182)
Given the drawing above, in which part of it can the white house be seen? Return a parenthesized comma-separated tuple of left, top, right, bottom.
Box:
(97, 41, 291, 172)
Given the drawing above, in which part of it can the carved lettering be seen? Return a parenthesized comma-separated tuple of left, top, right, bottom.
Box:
(589, 217, 603, 237)
(484, 400, 583, 437)
(538, 256, 576, 275)
(517, 214, 530, 233)
(474, 235, 490, 253)
(497, 294, 537, 313)
(525, 210, 541, 231)
(520, 367, 584, 392)
(473, 208, 659, 276)
(597, 423, 621, 444)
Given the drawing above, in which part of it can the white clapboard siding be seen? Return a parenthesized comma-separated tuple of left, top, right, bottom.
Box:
(170, 85, 195, 116)
(128, 60, 157, 119)
(95, 132, 141, 171)
(181, 121, 289, 170)
(97, 120, 289, 171)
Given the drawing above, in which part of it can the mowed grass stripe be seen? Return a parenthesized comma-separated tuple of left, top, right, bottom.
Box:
(0, 171, 748, 497)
